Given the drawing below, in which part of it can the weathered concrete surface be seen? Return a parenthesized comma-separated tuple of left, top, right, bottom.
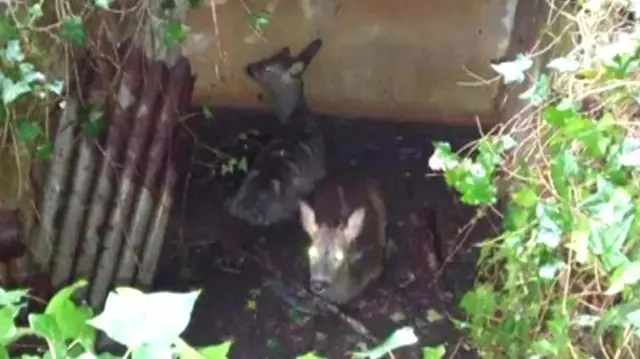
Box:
(183, 0, 519, 124)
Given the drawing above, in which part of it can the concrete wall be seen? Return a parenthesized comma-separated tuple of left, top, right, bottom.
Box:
(182, 0, 520, 124)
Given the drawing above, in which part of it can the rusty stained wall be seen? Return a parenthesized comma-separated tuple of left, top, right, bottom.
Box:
(183, 0, 520, 124)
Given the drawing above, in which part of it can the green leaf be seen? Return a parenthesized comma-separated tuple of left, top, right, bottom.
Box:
(597, 299, 640, 335)
(83, 105, 106, 139)
(0, 288, 28, 306)
(490, 54, 533, 84)
(619, 136, 640, 167)
(164, 20, 187, 47)
(189, 0, 205, 8)
(550, 149, 580, 200)
(581, 180, 634, 264)
(28, 4, 44, 23)
(202, 105, 214, 121)
(519, 73, 550, 105)
(47, 80, 64, 95)
(606, 261, 640, 295)
(535, 202, 563, 249)
(547, 57, 580, 73)
(1, 77, 31, 104)
(45, 280, 95, 347)
(28, 313, 66, 358)
(0, 15, 18, 40)
(499, 135, 517, 151)
(512, 187, 538, 208)
(237, 157, 248, 173)
(16, 121, 43, 143)
(132, 342, 173, 359)
(60, 18, 87, 47)
(296, 352, 326, 359)
(88, 288, 201, 350)
(428, 142, 459, 171)
(0, 306, 17, 344)
(538, 260, 566, 280)
(94, 0, 113, 9)
(36, 143, 54, 160)
(422, 345, 446, 359)
(198, 341, 233, 359)
(352, 327, 419, 359)
(3, 39, 24, 63)
(543, 104, 576, 128)
(248, 12, 271, 32)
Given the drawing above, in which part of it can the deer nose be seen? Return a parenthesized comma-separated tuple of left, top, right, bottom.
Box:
(310, 279, 329, 293)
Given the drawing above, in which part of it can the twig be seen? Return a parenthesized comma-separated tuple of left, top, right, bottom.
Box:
(263, 279, 380, 343)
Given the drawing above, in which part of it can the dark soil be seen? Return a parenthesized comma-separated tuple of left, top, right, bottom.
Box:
(153, 107, 501, 359)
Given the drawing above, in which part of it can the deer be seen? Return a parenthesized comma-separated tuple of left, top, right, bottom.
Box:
(225, 39, 327, 226)
(298, 169, 388, 305)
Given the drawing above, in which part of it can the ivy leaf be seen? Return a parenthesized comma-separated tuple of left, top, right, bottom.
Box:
(490, 54, 533, 84)
(535, 203, 563, 249)
(422, 345, 446, 359)
(164, 20, 188, 47)
(547, 57, 580, 73)
(618, 136, 640, 167)
(512, 187, 538, 208)
(87, 288, 201, 350)
(352, 327, 419, 359)
(499, 135, 517, 151)
(36, 142, 54, 160)
(202, 105, 214, 121)
(94, 0, 113, 9)
(0, 289, 28, 306)
(0, 16, 18, 40)
(131, 343, 173, 359)
(0, 306, 18, 343)
(198, 341, 233, 359)
(428, 142, 459, 171)
(60, 18, 87, 47)
(296, 352, 327, 359)
(248, 12, 271, 32)
(606, 261, 640, 295)
(1, 77, 31, 104)
(47, 80, 64, 95)
(28, 4, 44, 23)
(16, 121, 43, 143)
(539, 260, 566, 280)
(519, 73, 550, 105)
(45, 280, 95, 348)
(28, 313, 67, 358)
(3, 39, 24, 63)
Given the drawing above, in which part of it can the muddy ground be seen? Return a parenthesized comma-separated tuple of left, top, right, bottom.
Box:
(153, 107, 501, 359)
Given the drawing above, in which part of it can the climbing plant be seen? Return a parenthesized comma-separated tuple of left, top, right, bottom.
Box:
(429, 1, 640, 357)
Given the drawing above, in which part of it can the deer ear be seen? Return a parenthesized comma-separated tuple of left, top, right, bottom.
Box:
(343, 207, 366, 243)
(288, 61, 305, 76)
(299, 201, 317, 234)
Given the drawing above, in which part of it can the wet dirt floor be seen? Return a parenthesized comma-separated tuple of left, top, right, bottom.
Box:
(153, 107, 502, 359)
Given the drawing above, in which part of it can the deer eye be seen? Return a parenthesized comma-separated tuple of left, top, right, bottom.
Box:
(308, 246, 319, 259)
(334, 250, 344, 262)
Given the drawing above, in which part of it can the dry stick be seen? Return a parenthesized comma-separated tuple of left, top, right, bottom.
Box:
(263, 279, 379, 344)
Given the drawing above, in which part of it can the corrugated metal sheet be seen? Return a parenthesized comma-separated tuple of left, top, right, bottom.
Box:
(27, 38, 195, 309)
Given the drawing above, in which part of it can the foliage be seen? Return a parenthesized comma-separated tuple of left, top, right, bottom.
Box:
(0, 280, 232, 359)
(429, 1, 640, 358)
(0, 281, 437, 359)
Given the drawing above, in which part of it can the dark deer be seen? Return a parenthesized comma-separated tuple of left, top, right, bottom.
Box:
(299, 170, 388, 304)
(226, 39, 326, 226)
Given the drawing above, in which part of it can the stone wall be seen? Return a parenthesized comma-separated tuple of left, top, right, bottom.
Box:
(182, 0, 521, 124)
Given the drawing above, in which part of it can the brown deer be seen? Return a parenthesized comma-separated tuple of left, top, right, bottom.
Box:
(298, 170, 388, 304)
(226, 39, 326, 226)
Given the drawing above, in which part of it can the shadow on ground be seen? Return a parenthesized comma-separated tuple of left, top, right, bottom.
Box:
(153, 107, 501, 359)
